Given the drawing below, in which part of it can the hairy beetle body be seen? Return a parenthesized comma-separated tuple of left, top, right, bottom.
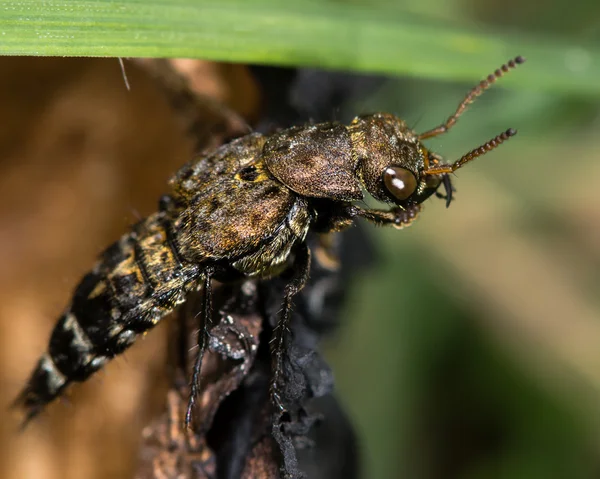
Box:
(15, 57, 524, 426)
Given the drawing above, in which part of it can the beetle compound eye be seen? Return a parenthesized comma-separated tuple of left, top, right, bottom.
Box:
(383, 167, 417, 201)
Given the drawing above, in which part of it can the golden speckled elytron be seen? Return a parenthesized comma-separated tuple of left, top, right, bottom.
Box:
(14, 56, 524, 427)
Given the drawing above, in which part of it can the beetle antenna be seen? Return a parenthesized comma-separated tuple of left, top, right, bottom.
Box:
(452, 128, 516, 170)
(418, 56, 525, 140)
(423, 128, 517, 175)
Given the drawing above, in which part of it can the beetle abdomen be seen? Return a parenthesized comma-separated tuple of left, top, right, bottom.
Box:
(15, 212, 200, 422)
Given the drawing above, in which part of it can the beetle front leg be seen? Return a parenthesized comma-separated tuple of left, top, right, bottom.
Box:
(350, 203, 422, 229)
(270, 243, 311, 413)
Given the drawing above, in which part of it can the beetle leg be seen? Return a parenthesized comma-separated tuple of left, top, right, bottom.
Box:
(351, 204, 422, 230)
(270, 243, 311, 413)
(185, 266, 214, 429)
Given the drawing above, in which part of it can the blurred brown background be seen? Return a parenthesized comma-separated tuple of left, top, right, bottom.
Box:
(0, 57, 260, 479)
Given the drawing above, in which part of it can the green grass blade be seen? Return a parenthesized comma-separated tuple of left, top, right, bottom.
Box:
(1, 0, 599, 95)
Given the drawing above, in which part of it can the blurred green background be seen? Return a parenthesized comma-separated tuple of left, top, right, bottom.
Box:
(323, 3, 600, 479)
(1, 0, 600, 478)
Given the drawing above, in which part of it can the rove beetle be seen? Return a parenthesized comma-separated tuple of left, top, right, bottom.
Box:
(14, 56, 525, 427)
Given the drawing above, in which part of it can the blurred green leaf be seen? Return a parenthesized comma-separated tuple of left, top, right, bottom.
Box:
(1, 0, 600, 95)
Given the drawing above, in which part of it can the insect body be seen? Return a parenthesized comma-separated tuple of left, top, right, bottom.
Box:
(15, 56, 524, 426)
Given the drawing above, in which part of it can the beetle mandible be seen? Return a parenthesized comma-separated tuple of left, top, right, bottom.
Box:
(14, 56, 524, 427)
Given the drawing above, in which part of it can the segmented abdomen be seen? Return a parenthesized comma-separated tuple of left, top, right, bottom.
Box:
(15, 211, 200, 423)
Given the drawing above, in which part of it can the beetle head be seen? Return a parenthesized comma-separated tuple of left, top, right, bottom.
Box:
(352, 113, 516, 209)
(353, 57, 523, 209)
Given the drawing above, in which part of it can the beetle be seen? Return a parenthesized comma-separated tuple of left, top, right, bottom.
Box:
(14, 56, 524, 427)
